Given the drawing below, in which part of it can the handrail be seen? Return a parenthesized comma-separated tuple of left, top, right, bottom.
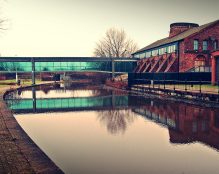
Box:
(187, 66, 211, 72)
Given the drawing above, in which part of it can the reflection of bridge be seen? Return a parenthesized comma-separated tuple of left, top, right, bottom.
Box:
(0, 57, 138, 84)
(133, 99, 219, 152)
(6, 92, 144, 113)
(6, 96, 128, 113)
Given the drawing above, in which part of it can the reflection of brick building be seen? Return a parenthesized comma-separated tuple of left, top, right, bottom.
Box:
(134, 100, 219, 151)
(133, 20, 219, 79)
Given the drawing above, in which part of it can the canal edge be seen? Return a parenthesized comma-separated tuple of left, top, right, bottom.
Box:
(0, 83, 64, 174)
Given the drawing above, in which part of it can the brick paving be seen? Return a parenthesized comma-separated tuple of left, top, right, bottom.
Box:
(0, 86, 63, 174)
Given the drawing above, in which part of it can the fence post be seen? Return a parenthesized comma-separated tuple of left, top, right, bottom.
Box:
(158, 79, 160, 89)
(149, 79, 151, 90)
(199, 80, 202, 94)
(164, 79, 165, 89)
(218, 81, 219, 102)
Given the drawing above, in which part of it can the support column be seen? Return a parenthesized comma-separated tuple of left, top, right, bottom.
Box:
(212, 56, 216, 85)
(112, 58, 115, 79)
(111, 91, 115, 108)
(32, 87, 36, 112)
(31, 58, 35, 85)
(15, 71, 18, 83)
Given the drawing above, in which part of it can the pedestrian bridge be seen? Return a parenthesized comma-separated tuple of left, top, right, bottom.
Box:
(0, 57, 138, 73)
(5, 95, 143, 114)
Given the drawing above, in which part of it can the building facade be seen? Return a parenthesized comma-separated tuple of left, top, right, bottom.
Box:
(133, 20, 219, 82)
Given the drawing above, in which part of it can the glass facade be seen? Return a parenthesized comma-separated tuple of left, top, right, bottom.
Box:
(0, 62, 32, 72)
(133, 43, 178, 59)
(0, 61, 136, 73)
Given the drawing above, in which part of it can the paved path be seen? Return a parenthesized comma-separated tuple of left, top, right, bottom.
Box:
(0, 86, 63, 174)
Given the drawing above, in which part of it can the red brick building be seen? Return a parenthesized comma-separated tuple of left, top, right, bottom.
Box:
(133, 20, 219, 83)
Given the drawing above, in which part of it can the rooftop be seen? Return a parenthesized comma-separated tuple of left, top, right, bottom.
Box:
(134, 20, 219, 55)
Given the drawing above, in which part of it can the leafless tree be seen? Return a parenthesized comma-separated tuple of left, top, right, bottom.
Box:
(94, 28, 139, 58)
(97, 109, 136, 135)
(0, 0, 7, 31)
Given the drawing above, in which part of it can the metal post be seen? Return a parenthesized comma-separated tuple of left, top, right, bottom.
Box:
(112, 58, 115, 79)
(185, 80, 187, 91)
(218, 81, 219, 95)
(112, 91, 115, 108)
(31, 58, 35, 85)
(199, 80, 202, 94)
(15, 70, 18, 83)
(218, 81, 219, 102)
(32, 87, 36, 112)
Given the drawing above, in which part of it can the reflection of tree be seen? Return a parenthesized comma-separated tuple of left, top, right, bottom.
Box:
(98, 109, 136, 135)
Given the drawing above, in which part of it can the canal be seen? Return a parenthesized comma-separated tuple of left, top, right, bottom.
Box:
(5, 83, 219, 174)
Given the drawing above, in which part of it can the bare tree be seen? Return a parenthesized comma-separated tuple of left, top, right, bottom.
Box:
(0, 0, 7, 31)
(94, 28, 138, 58)
(97, 109, 136, 135)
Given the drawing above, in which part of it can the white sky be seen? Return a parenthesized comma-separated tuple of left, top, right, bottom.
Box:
(0, 0, 218, 57)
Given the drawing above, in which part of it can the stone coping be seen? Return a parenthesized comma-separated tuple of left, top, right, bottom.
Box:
(0, 83, 64, 174)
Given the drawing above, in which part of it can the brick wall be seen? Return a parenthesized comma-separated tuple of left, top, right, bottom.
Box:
(179, 22, 219, 72)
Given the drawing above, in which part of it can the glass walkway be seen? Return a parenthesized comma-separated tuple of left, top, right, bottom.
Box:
(0, 57, 138, 73)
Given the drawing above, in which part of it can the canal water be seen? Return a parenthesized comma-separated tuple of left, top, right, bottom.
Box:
(5, 83, 219, 174)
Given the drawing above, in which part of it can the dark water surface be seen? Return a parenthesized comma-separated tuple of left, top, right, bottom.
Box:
(5, 84, 219, 174)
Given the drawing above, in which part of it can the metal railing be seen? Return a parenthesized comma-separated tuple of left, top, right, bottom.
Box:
(130, 79, 219, 102)
(188, 66, 211, 72)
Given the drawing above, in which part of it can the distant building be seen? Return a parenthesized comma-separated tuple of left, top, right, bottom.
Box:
(133, 20, 219, 83)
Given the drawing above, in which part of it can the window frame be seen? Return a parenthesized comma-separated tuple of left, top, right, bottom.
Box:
(202, 40, 208, 51)
(194, 40, 199, 51)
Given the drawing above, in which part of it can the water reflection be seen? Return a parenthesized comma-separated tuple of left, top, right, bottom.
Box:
(6, 84, 219, 173)
(6, 84, 219, 152)
(98, 109, 136, 135)
(133, 99, 219, 151)
(5, 84, 133, 113)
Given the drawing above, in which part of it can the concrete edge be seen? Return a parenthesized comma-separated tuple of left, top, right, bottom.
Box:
(0, 82, 64, 174)
(104, 85, 219, 109)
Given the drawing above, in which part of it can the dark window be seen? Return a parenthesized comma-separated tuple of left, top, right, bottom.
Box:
(214, 40, 218, 50)
(203, 40, 208, 51)
(194, 40, 198, 50)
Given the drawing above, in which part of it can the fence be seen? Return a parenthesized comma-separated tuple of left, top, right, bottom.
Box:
(128, 72, 219, 102)
(128, 72, 211, 87)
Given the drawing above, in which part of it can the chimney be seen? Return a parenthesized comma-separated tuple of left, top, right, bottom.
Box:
(169, 22, 199, 38)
